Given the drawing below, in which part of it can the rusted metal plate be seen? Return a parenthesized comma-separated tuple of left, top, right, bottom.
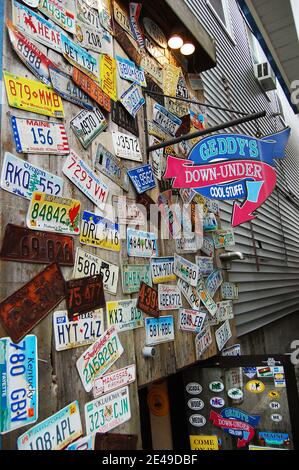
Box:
(95, 433, 138, 450)
(0, 263, 65, 343)
(137, 282, 159, 317)
(175, 114, 191, 137)
(72, 67, 111, 113)
(111, 100, 139, 136)
(0, 224, 74, 266)
(65, 274, 105, 320)
(145, 77, 165, 106)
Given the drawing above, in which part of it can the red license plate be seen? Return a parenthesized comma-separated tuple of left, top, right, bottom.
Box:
(137, 282, 159, 317)
(65, 274, 105, 320)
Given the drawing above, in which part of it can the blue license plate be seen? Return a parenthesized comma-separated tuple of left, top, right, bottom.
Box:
(127, 164, 156, 194)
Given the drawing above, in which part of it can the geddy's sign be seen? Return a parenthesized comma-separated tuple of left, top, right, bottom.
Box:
(164, 128, 290, 226)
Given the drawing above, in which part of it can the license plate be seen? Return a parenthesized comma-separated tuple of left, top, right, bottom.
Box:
(114, 1, 133, 37)
(53, 310, 104, 351)
(120, 83, 145, 118)
(80, 211, 120, 252)
(11, 116, 70, 154)
(215, 320, 232, 351)
(121, 264, 152, 294)
(175, 235, 202, 254)
(73, 67, 111, 112)
(115, 55, 147, 87)
(158, 284, 182, 311)
(198, 287, 218, 317)
(143, 17, 167, 48)
(106, 299, 144, 332)
(100, 54, 117, 101)
(205, 198, 220, 215)
(77, 0, 102, 30)
(140, 53, 163, 84)
(196, 256, 214, 277)
(153, 103, 182, 137)
(62, 151, 108, 211)
(221, 282, 239, 300)
(203, 213, 218, 232)
(93, 364, 136, 398)
(145, 37, 168, 66)
(0, 335, 38, 434)
(111, 100, 139, 137)
(136, 193, 155, 220)
(162, 63, 181, 97)
(65, 274, 105, 319)
(174, 254, 199, 287)
(75, 20, 113, 55)
(112, 131, 142, 162)
(177, 278, 200, 311)
(202, 237, 214, 257)
(73, 248, 119, 295)
(179, 309, 206, 333)
(165, 97, 189, 118)
(77, 326, 124, 392)
(149, 137, 164, 181)
(137, 282, 159, 317)
(195, 326, 213, 359)
(18, 401, 82, 450)
(12, 0, 62, 52)
(212, 230, 235, 249)
(205, 270, 223, 298)
(113, 196, 146, 225)
(95, 144, 129, 192)
(212, 301, 234, 324)
(85, 386, 130, 434)
(151, 257, 175, 284)
(145, 316, 175, 345)
(0, 224, 74, 266)
(127, 228, 158, 258)
(4, 71, 64, 118)
(49, 67, 93, 110)
(127, 164, 156, 194)
(0, 263, 65, 343)
(38, 0, 76, 34)
(61, 33, 99, 81)
(66, 434, 94, 450)
(27, 192, 81, 235)
(71, 108, 107, 149)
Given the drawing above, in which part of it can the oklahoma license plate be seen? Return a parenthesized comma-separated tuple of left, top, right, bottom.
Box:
(18, 402, 82, 450)
(0, 335, 38, 434)
(61, 33, 99, 81)
(158, 284, 182, 310)
(49, 67, 93, 110)
(70, 108, 107, 149)
(127, 164, 156, 194)
(106, 299, 143, 332)
(73, 248, 119, 295)
(38, 0, 76, 34)
(80, 211, 120, 252)
(127, 229, 158, 258)
(145, 316, 175, 346)
(62, 151, 108, 211)
(121, 264, 152, 294)
(153, 103, 182, 137)
(174, 254, 200, 287)
(11, 116, 70, 154)
(151, 257, 176, 284)
(112, 131, 142, 162)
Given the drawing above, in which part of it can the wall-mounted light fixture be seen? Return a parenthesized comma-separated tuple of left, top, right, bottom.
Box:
(168, 35, 184, 50)
(180, 42, 195, 56)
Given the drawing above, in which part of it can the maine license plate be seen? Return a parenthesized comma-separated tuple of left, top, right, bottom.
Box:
(0, 224, 74, 266)
(174, 254, 199, 287)
(65, 274, 105, 319)
(38, 0, 76, 34)
(113, 196, 146, 225)
(0, 335, 38, 434)
(53, 310, 104, 351)
(17, 402, 82, 450)
(80, 211, 120, 252)
(127, 164, 156, 194)
(11, 116, 70, 154)
(106, 299, 143, 332)
(95, 144, 129, 192)
(49, 67, 93, 110)
(73, 248, 119, 295)
(145, 316, 175, 346)
(112, 131, 142, 162)
(27, 192, 81, 235)
(122, 264, 152, 294)
(158, 284, 182, 311)
(61, 34, 99, 80)
(70, 108, 107, 149)
(1, 152, 63, 201)
(153, 103, 182, 137)
(62, 151, 108, 211)
(127, 229, 158, 258)
(85, 386, 130, 434)
(151, 257, 176, 284)
(76, 326, 124, 393)
(75, 20, 113, 55)
(179, 309, 206, 334)
(93, 364, 136, 398)
(215, 320, 232, 351)
(177, 278, 200, 311)
(4, 71, 64, 118)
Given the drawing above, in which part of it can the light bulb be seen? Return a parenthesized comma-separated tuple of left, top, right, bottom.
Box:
(180, 43, 195, 55)
(168, 35, 184, 49)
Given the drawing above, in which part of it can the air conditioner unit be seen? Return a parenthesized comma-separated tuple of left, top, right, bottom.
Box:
(254, 62, 277, 92)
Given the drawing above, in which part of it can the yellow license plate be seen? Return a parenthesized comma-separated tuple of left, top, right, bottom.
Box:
(4, 71, 64, 118)
(80, 210, 120, 252)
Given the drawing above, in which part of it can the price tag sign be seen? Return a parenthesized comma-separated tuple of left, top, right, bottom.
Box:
(137, 282, 159, 317)
(151, 257, 176, 284)
(179, 309, 206, 334)
(153, 103, 182, 137)
(65, 274, 106, 320)
(70, 108, 107, 149)
(145, 316, 175, 346)
(127, 164, 156, 194)
(49, 68, 93, 110)
(106, 299, 143, 332)
(73, 67, 111, 113)
(38, 0, 76, 34)
(127, 228, 158, 258)
(96, 145, 129, 192)
(158, 284, 182, 311)
(174, 254, 200, 287)
(215, 320, 232, 351)
(75, 20, 113, 55)
(121, 264, 152, 294)
(80, 211, 120, 252)
(112, 131, 142, 162)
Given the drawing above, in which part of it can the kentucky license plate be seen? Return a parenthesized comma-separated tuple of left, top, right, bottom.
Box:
(151, 257, 176, 284)
(0, 335, 38, 434)
(127, 229, 158, 258)
(1, 152, 63, 200)
(70, 108, 107, 149)
(158, 284, 182, 310)
(27, 192, 81, 235)
(49, 67, 93, 110)
(127, 164, 156, 194)
(112, 131, 142, 162)
(153, 103, 182, 137)
(18, 401, 82, 450)
(122, 264, 152, 294)
(80, 211, 120, 252)
(96, 145, 129, 192)
(106, 299, 143, 332)
(145, 316, 175, 346)
(73, 248, 119, 295)
(11, 116, 70, 154)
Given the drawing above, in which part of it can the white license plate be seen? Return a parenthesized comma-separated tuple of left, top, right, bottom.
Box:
(215, 320, 232, 351)
(53, 310, 104, 351)
(1, 152, 63, 200)
(153, 104, 182, 137)
(175, 235, 201, 254)
(127, 228, 158, 258)
(18, 401, 82, 450)
(211, 301, 234, 324)
(145, 316, 175, 345)
(62, 151, 108, 211)
(93, 364, 136, 398)
(158, 284, 182, 310)
(177, 278, 201, 311)
(202, 237, 214, 257)
(96, 144, 129, 192)
(120, 83, 145, 118)
(199, 287, 218, 317)
(150, 257, 175, 284)
(212, 230, 235, 249)
(179, 309, 206, 333)
(38, 0, 76, 34)
(11, 116, 70, 154)
(205, 270, 223, 298)
(196, 256, 214, 277)
(70, 108, 107, 149)
(221, 282, 239, 300)
(49, 67, 93, 110)
(140, 55, 163, 84)
(195, 326, 213, 359)
(106, 299, 143, 332)
(77, 0, 102, 30)
(112, 131, 142, 162)
(174, 254, 199, 287)
(75, 20, 113, 55)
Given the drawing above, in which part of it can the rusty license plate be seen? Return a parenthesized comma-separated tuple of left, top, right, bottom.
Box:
(0, 263, 65, 343)
(137, 282, 159, 317)
(65, 274, 105, 319)
(95, 433, 138, 450)
(72, 67, 111, 113)
(0, 224, 74, 266)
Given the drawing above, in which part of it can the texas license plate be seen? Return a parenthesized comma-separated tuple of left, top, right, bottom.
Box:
(11, 116, 70, 154)
(65, 274, 105, 319)
(27, 192, 81, 235)
(49, 67, 93, 110)
(145, 316, 175, 345)
(137, 282, 159, 317)
(153, 103, 182, 136)
(38, 0, 76, 34)
(75, 20, 113, 55)
(80, 211, 120, 252)
(150, 257, 176, 284)
(158, 284, 182, 310)
(0, 335, 38, 434)
(0, 224, 74, 266)
(53, 310, 104, 351)
(106, 299, 143, 332)
(179, 309, 206, 333)
(127, 228, 158, 258)
(62, 151, 108, 211)
(73, 248, 119, 295)
(18, 401, 82, 450)
(76, 326, 124, 392)
(70, 108, 107, 149)
(112, 131, 142, 162)
(96, 145, 130, 192)
(1, 152, 63, 200)
(61, 33, 99, 81)
(113, 196, 146, 225)
(93, 364, 136, 398)
(174, 254, 200, 287)
(121, 264, 152, 294)
(127, 164, 156, 194)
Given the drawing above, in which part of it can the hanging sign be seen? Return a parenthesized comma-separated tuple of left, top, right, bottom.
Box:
(122, 264, 152, 294)
(112, 131, 142, 162)
(75, 20, 113, 55)
(106, 299, 143, 332)
(137, 282, 159, 317)
(153, 103, 182, 137)
(120, 83, 145, 118)
(151, 257, 175, 284)
(145, 316, 175, 346)
(65, 274, 105, 319)
(73, 67, 111, 112)
(158, 284, 182, 311)
(195, 326, 213, 358)
(38, 0, 76, 34)
(246, 380, 265, 394)
(100, 54, 117, 101)
(0, 335, 38, 434)
(11, 116, 69, 155)
(143, 17, 167, 48)
(4, 72, 64, 118)
(49, 68, 93, 110)
(127, 228, 158, 258)
(179, 309, 206, 333)
(129, 2, 144, 48)
(70, 108, 107, 149)
(93, 364, 136, 398)
(96, 145, 130, 192)
(116, 55, 146, 87)
(164, 128, 290, 226)
(61, 33, 99, 81)
(113, 195, 146, 225)
(77, 0, 101, 30)
(177, 278, 200, 311)
(80, 211, 120, 252)
(127, 164, 156, 194)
